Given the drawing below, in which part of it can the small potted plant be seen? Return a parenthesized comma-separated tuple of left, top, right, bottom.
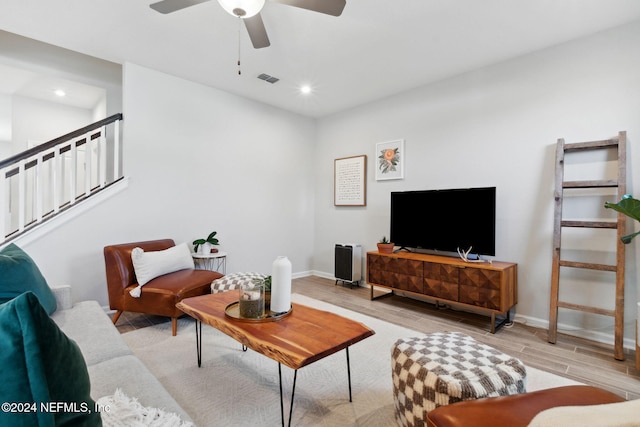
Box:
(377, 236, 395, 254)
(193, 231, 220, 254)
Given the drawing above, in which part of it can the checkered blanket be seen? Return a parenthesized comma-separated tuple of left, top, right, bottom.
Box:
(392, 332, 526, 427)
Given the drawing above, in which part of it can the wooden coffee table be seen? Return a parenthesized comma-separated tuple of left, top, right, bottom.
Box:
(176, 291, 375, 427)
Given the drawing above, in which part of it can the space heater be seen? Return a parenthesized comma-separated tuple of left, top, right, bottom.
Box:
(334, 244, 362, 287)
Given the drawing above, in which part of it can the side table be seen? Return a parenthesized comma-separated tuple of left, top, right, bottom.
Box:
(192, 252, 227, 274)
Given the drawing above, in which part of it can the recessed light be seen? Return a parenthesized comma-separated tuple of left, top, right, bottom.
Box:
(54, 89, 66, 97)
(300, 85, 312, 95)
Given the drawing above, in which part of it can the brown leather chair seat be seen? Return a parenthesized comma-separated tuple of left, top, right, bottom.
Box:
(104, 239, 223, 335)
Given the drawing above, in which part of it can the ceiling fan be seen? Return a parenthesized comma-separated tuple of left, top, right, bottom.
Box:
(149, 0, 346, 49)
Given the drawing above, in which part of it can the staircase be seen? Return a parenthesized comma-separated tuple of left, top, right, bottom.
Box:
(0, 114, 124, 246)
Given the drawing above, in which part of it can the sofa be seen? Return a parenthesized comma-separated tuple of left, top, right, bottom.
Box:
(49, 284, 193, 424)
(0, 241, 196, 426)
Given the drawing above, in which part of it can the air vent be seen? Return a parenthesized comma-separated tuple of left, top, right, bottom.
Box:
(257, 73, 280, 84)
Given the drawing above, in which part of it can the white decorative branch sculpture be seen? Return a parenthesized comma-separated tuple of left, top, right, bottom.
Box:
(457, 247, 492, 264)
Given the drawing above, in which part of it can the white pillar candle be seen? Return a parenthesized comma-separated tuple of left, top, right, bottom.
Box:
(271, 256, 292, 313)
(242, 290, 260, 301)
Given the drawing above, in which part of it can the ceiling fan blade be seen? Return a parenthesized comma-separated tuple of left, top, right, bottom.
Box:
(271, 0, 346, 16)
(244, 14, 271, 49)
(149, 0, 211, 14)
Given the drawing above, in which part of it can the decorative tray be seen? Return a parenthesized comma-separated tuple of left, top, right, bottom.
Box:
(224, 301, 293, 323)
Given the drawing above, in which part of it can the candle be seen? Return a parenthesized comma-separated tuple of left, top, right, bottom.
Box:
(238, 283, 265, 318)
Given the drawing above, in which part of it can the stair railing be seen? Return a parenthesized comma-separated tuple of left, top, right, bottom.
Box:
(0, 113, 123, 244)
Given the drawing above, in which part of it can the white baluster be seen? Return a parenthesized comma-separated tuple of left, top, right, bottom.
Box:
(99, 126, 106, 188)
(70, 140, 77, 204)
(85, 133, 92, 197)
(35, 151, 43, 222)
(0, 167, 6, 240)
(53, 146, 60, 214)
(18, 160, 25, 232)
(114, 119, 121, 179)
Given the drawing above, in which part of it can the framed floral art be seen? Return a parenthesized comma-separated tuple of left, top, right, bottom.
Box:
(376, 139, 404, 180)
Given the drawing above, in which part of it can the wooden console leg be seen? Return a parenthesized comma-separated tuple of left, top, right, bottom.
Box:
(172, 317, 178, 336)
(111, 310, 123, 325)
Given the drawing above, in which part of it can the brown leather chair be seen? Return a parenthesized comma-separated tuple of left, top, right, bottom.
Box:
(425, 385, 626, 427)
(104, 239, 223, 336)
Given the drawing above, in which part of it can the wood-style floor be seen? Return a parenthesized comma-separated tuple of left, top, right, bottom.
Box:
(295, 276, 640, 400)
(115, 275, 640, 400)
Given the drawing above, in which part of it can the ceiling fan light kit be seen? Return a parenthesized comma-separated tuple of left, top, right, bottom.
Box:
(217, 0, 265, 17)
(150, 0, 346, 49)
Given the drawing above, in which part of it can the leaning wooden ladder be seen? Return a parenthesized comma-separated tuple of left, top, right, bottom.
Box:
(549, 131, 627, 361)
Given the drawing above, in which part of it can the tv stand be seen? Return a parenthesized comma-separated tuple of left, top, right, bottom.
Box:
(366, 251, 517, 333)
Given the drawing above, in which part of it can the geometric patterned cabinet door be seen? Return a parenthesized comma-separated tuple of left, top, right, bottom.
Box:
(459, 268, 502, 310)
(367, 251, 517, 333)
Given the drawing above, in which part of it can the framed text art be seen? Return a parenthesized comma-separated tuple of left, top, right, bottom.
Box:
(334, 155, 367, 206)
(376, 139, 404, 180)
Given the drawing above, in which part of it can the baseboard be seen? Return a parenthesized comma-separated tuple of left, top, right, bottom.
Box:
(514, 313, 636, 351)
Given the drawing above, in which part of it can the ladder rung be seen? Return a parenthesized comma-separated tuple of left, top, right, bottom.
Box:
(558, 260, 617, 272)
(564, 139, 618, 152)
(557, 301, 615, 317)
(563, 180, 618, 188)
(561, 220, 618, 229)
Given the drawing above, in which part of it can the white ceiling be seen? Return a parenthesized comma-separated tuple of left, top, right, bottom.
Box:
(1, 0, 640, 118)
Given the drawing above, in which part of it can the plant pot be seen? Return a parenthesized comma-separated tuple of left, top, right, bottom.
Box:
(377, 243, 395, 254)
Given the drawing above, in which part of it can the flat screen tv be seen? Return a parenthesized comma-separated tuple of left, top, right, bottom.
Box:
(390, 187, 496, 257)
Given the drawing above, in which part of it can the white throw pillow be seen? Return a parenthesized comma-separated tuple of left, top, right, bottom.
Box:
(130, 243, 194, 295)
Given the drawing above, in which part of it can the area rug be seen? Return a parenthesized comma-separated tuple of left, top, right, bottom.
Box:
(122, 294, 581, 427)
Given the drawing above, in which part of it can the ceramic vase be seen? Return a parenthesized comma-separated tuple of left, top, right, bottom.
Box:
(271, 256, 292, 313)
(199, 242, 212, 255)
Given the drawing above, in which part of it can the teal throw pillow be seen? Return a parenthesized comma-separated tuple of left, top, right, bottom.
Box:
(0, 292, 102, 427)
(0, 243, 57, 314)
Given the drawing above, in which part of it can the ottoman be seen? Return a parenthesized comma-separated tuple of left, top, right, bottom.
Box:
(392, 332, 526, 427)
(210, 272, 266, 293)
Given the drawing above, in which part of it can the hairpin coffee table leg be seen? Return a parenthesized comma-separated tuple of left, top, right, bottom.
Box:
(195, 320, 202, 367)
(346, 347, 352, 402)
(278, 363, 298, 427)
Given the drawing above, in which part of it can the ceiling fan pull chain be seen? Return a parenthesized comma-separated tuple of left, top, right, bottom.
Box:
(237, 16, 242, 75)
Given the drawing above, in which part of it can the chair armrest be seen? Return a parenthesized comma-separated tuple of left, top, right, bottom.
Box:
(50, 284, 73, 310)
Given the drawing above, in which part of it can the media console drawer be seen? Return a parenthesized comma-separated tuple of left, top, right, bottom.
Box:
(366, 251, 517, 333)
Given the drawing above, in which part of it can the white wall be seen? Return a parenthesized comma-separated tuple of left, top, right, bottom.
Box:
(17, 63, 316, 305)
(0, 94, 10, 144)
(313, 22, 640, 346)
(11, 95, 93, 151)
